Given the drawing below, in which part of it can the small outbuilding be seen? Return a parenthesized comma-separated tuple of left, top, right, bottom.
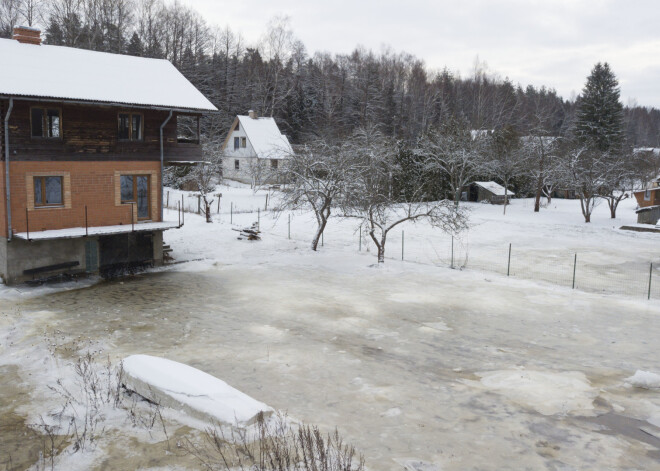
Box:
(464, 182, 514, 205)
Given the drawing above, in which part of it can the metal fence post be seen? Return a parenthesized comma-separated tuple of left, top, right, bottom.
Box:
(507, 243, 512, 276)
(648, 262, 653, 300)
(166, 191, 169, 208)
(230, 202, 233, 224)
(451, 236, 454, 269)
(181, 195, 184, 225)
(572, 253, 577, 289)
(402, 230, 405, 261)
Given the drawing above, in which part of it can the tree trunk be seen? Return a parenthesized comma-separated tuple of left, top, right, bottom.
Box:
(377, 244, 385, 263)
(205, 203, 212, 223)
(534, 175, 543, 212)
(311, 217, 328, 251)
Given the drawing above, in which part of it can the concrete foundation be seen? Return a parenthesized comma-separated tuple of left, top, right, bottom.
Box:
(0, 230, 165, 285)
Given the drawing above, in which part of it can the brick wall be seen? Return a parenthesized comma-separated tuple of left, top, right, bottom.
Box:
(3, 161, 161, 237)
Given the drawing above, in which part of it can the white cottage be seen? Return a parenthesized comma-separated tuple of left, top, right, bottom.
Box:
(222, 111, 293, 185)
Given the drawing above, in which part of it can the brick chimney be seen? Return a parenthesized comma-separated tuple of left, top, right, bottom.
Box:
(248, 110, 258, 119)
(13, 26, 41, 45)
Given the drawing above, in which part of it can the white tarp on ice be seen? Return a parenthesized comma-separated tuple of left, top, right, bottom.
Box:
(0, 38, 217, 111)
(123, 354, 273, 425)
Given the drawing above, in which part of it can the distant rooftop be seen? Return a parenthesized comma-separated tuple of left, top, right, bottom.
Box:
(0, 37, 217, 112)
(237, 115, 293, 159)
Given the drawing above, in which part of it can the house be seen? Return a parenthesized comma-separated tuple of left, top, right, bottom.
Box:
(0, 27, 217, 284)
(463, 181, 515, 204)
(221, 111, 293, 185)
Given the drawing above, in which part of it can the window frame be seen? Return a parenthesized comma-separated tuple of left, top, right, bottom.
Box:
(33, 175, 64, 208)
(271, 159, 278, 169)
(120, 174, 151, 220)
(241, 137, 247, 148)
(645, 189, 652, 201)
(234, 159, 240, 170)
(30, 106, 63, 140)
(117, 112, 144, 142)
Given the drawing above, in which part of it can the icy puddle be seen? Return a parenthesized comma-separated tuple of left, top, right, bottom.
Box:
(2, 258, 660, 470)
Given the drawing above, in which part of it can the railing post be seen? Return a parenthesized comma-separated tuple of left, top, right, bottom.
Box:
(130, 202, 135, 232)
(85, 205, 88, 237)
(25, 208, 29, 240)
(402, 230, 404, 261)
(649, 262, 653, 300)
(507, 243, 512, 276)
(572, 253, 577, 289)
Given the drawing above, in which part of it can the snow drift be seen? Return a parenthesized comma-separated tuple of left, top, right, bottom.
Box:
(122, 354, 273, 426)
(625, 370, 660, 390)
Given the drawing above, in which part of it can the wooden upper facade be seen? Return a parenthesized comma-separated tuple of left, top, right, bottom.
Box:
(0, 100, 203, 163)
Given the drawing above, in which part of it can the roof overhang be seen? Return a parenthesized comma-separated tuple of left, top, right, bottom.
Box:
(0, 94, 219, 114)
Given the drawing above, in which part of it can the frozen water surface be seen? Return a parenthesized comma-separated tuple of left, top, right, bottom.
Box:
(2, 250, 660, 470)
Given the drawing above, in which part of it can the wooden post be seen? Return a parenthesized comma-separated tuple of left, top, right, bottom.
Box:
(197, 195, 201, 214)
(230, 202, 233, 224)
(572, 253, 577, 289)
(131, 203, 135, 232)
(265, 193, 269, 211)
(217, 194, 221, 214)
(166, 191, 169, 208)
(178, 201, 181, 226)
(648, 262, 653, 300)
(507, 243, 512, 276)
(181, 195, 185, 225)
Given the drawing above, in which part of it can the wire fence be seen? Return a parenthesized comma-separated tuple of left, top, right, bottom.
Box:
(179, 205, 660, 301)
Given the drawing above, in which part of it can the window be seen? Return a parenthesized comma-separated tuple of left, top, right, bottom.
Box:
(271, 159, 278, 169)
(645, 189, 651, 201)
(31, 108, 61, 138)
(241, 137, 247, 148)
(120, 174, 151, 220)
(34, 176, 63, 207)
(234, 159, 240, 170)
(118, 112, 143, 141)
(234, 137, 240, 151)
(177, 115, 199, 144)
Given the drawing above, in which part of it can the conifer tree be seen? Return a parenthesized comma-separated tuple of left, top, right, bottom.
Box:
(575, 62, 624, 151)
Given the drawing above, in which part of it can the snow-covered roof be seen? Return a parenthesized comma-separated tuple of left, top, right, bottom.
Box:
(237, 115, 293, 159)
(473, 181, 515, 196)
(0, 38, 217, 112)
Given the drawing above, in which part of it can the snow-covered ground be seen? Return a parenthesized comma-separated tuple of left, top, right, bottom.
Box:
(1, 184, 660, 470)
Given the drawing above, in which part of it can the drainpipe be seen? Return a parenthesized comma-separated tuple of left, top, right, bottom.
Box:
(159, 110, 173, 221)
(4, 98, 13, 241)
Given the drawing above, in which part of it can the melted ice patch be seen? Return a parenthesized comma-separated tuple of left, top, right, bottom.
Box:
(474, 370, 597, 416)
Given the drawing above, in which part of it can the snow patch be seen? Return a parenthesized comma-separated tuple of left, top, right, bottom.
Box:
(624, 370, 660, 390)
(122, 355, 273, 426)
(474, 369, 597, 416)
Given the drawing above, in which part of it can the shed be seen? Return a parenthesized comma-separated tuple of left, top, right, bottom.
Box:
(464, 182, 515, 204)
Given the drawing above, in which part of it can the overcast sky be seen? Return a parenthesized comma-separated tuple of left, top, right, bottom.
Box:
(186, 0, 660, 108)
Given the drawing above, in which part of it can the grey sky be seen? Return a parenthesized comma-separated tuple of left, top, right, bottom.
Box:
(187, 0, 660, 108)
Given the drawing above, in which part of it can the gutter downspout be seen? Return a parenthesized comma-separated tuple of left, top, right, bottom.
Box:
(159, 110, 173, 221)
(4, 98, 13, 241)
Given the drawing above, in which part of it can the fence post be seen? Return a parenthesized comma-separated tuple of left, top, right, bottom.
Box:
(402, 230, 404, 261)
(217, 195, 221, 214)
(572, 253, 577, 289)
(288, 214, 291, 239)
(507, 243, 512, 276)
(178, 201, 181, 226)
(451, 236, 454, 269)
(85, 205, 88, 237)
(648, 262, 653, 300)
(166, 191, 169, 208)
(197, 195, 201, 214)
(230, 202, 233, 224)
(265, 194, 269, 211)
(181, 195, 184, 225)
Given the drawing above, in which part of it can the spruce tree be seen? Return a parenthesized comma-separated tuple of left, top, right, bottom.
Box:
(575, 62, 624, 151)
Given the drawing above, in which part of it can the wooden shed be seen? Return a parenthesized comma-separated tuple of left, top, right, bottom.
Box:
(463, 181, 514, 205)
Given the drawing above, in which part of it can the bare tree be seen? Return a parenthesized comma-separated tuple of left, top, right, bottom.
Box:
(185, 157, 221, 223)
(416, 117, 487, 208)
(341, 126, 467, 263)
(597, 146, 635, 219)
(488, 125, 525, 215)
(278, 140, 356, 251)
(0, 0, 21, 37)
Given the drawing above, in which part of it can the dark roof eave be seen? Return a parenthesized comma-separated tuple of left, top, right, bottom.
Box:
(0, 94, 219, 114)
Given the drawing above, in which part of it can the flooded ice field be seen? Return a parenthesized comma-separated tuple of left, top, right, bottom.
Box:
(1, 244, 660, 470)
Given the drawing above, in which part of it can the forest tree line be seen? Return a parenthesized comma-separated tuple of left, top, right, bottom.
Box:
(2, 0, 660, 149)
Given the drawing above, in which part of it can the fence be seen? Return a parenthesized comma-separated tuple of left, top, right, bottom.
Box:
(175, 204, 660, 301)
